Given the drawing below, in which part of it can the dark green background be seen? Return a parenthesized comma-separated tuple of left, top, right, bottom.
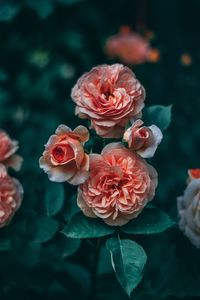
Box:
(0, 0, 200, 299)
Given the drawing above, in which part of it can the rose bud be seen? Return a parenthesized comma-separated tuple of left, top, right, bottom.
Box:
(77, 142, 158, 226)
(123, 120, 163, 158)
(0, 130, 23, 171)
(71, 64, 145, 138)
(177, 172, 200, 248)
(39, 125, 90, 185)
(0, 165, 23, 228)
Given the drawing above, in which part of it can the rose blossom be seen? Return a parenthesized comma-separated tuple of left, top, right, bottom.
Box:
(0, 130, 23, 171)
(105, 28, 150, 65)
(71, 64, 145, 138)
(188, 169, 200, 180)
(0, 165, 23, 228)
(123, 120, 163, 158)
(77, 142, 158, 226)
(177, 170, 200, 248)
(39, 125, 90, 185)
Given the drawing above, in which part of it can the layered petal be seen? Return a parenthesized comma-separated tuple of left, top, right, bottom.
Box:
(0, 174, 23, 228)
(123, 120, 163, 158)
(0, 130, 22, 171)
(77, 143, 158, 226)
(39, 125, 89, 185)
(71, 64, 145, 138)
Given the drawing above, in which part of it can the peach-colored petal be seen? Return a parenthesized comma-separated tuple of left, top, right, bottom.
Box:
(78, 143, 158, 226)
(137, 125, 163, 158)
(39, 125, 89, 185)
(101, 142, 125, 156)
(71, 64, 145, 138)
(0, 164, 7, 178)
(55, 124, 72, 135)
(0, 131, 22, 171)
(46, 162, 77, 183)
(4, 154, 23, 171)
(0, 174, 23, 228)
(46, 134, 60, 147)
(124, 120, 163, 158)
(77, 189, 96, 218)
(68, 154, 90, 185)
(73, 126, 90, 143)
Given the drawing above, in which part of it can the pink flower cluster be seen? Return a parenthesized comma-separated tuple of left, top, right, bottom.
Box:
(40, 64, 163, 226)
(0, 131, 23, 228)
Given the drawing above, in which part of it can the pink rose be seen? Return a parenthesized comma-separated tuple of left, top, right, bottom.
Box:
(39, 125, 90, 185)
(105, 29, 150, 65)
(77, 142, 158, 226)
(0, 130, 23, 171)
(0, 165, 23, 228)
(71, 64, 145, 138)
(123, 120, 163, 158)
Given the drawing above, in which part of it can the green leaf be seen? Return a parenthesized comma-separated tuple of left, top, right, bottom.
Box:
(0, 2, 20, 22)
(44, 182, 65, 216)
(121, 207, 175, 235)
(62, 212, 115, 238)
(0, 237, 12, 251)
(58, 235, 81, 257)
(63, 194, 80, 221)
(28, 215, 59, 243)
(143, 105, 172, 131)
(106, 237, 147, 297)
(27, 0, 54, 19)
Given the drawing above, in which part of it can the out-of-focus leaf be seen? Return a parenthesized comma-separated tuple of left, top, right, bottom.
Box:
(0, 2, 21, 21)
(28, 214, 59, 243)
(44, 182, 65, 216)
(143, 105, 172, 131)
(27, 0, 54, 19)
(0, 237, 12, 251)
(63, 194, 80, 221)
(57, 235, 81, 257)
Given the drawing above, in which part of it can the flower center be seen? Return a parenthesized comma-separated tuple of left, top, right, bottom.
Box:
(139, 128, 149, 139)
(52, 144, 74, 164)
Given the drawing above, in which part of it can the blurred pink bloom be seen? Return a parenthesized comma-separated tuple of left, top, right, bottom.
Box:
(0, 130, 23, 171)
(105, 28, 151, 65)
(0, 165, 23, 228)
(71, 64, 145, 138)
(123, 120, 163, 158)
(180, 53, 192, 66)
(39, 125, 90, 185)
(77, 142, 158, 226)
